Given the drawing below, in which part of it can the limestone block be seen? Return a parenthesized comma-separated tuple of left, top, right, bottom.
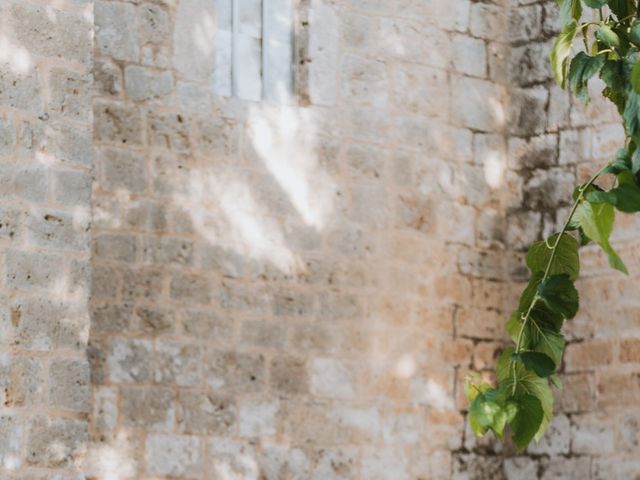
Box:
(93, 233, 137, 263)
(95, 1, 140, 62)
(572, 414, 615, 455)
(270, 355, 309, 395)
(508, 4, 543, 42)
(178, 391, 236, 435)
(93, 101, 144, 145)
(53, 169, 92, 206)
(204, 350, 266, 393)
(452, 35, 487, 78)
(173, 0, 216, 81)
(107, 338, 153, 383)
(527, 414, 570, 455)
(393, 64, 449, 118)
(26, 417, 87, 468)
(238, 398, 279, 437)
(309, 1, 339, 105)
(154, 341, 202, 386)
(94, 60, 123, 98)
(452, 76, 506, 131)
(10, 3, 92, 64)
(48, 69, 91, 121)
(470, 3, 505, 40)
(146, 434, 202, 477)
(147, 112, 191, 151)
(310, 357, 355, 399)
(508, 134, 558, 170)
(49, 359, 90, 413)
(124, 66, 173, 102)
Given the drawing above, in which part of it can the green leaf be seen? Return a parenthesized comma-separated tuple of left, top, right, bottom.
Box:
(624, 91, 640, 144)
(603, 148, 632, 175)
(469, 388, 509, 438)
(632, 148, 640, 174)
(526, 233, 580, 281)
(600, 60, 628, 114)
(575, 201, 628, 273)
(583, 0, 606, 6)
(559, 0, 582, 25)
(596, 24, 621, 48)
(611, 182, 640, 212)
(497, 348, 554, 441)
(632, 62, 640, 93)
(512, 351, 556, 377)
(550, 374, 564, 390)
(517, 271, 544, 313)
(607, 0, 636, 19)
(465, 372, 491, 402)
(630, 22, 640, 48)
(586, 190, 618, 205)
(551, 22, 578, 88)
(569, 52, 606, 103)
(538, 274, 580, 319)
(510, 394, 544, 450)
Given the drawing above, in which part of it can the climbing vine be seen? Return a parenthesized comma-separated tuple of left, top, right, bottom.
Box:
(467, 0, 640, 449)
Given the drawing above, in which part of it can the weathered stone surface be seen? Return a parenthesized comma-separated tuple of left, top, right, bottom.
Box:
(1, 1, 636, 478)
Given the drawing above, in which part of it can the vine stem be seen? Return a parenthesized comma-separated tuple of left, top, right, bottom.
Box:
(510, 163, 610, 395)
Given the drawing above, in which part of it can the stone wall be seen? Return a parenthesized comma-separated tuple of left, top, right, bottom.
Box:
(0, 0, 638, 479)
(0, 0, 94, 478)
(84, 0, 513, 478)
(490, 1, 640, 477)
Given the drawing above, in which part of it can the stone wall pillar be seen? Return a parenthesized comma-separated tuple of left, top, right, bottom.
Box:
(0, 1, 94, 478)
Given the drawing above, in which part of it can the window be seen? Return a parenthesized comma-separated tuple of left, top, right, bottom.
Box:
(214, 0, 295, 104)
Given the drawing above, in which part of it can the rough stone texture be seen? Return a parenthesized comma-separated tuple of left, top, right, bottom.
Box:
(1, 0, 638, 478)
(0, 1, 93, 478)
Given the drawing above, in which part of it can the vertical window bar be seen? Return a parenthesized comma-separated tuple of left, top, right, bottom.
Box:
(231, 0, 240, 96)
(262, 0, 269, 101)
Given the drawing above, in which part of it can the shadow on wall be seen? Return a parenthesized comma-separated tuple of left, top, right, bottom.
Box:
(171, 104, 338, 274)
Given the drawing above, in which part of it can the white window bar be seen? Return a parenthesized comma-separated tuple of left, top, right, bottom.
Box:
(262, 0, 269, 101)
(231, 0, 240, 97)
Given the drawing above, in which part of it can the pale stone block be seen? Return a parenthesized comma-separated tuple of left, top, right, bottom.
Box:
(591, 123, 625, 160)
(11, 3, 92, 64)
(238, 398, 279, 437)
(504, 457, 539, 480)
(572, 414, 615, 455)
(559, 129, 590, 165)
(393, 65, 449, 118)
(26, 417, 87, 468)
(452, 76, 506, 131)
(311, 447, 358, 480)
(361, 447, 409, 480)
(452, 35, 487, 78)
(173, 0, 217, 80)
(95, 1, 140, 62)
(470, 3, 505, 39)
(146, 434, 202, 477)
(124, 66, 173, 102)
(5, 249, 64, 291)
(0, 415, 24, 469)
(208, 439, 260, 479)
(310, 358, 355, 399)
(309, 1, 339, 105)
(341, 54, 388, 106)
(107, 338, 153, 383)
(261, 444, 309, 480)
(178, 391, 236, 435)
(49, 359, 90, 412)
